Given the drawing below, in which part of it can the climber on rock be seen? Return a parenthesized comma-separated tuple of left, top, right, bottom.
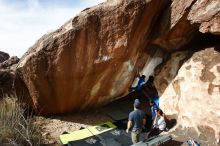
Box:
(129, 70, 146, 98)
(136, 74, 146, 98)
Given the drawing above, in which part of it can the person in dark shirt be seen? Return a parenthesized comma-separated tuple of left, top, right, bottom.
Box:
(126, 99, 146, 144)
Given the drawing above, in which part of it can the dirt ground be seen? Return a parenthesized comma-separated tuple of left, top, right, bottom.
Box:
(33, 96, 219, 146)
(34, 107, 112, 145)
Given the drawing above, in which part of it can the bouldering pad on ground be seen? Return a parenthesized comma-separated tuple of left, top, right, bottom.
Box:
(60, 122, 117, 145)
(97, 129, 132, 146)
(68, 136, 102, 146)
(60, 128, 93, 145)
(60, 121, 171, 146)
(87, 121, 117, 135)
(131, 134, 172, 146)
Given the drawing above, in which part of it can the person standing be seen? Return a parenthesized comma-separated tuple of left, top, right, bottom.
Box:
(150, 100, 158, 121)
(126, 99, 146, 144)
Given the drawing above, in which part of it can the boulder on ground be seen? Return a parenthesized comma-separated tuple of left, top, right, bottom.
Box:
(155, 46, 220, 140)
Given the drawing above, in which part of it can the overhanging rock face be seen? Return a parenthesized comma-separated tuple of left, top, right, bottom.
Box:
(15, 0, 168, 115)
(151, 0, 220, 51)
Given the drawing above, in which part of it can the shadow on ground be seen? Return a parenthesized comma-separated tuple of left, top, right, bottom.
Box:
(162, 140, 184, 146)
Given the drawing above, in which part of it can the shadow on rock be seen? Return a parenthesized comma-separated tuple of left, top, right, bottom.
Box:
(166, 118, 177, 130)
(163, 140, 183, 146)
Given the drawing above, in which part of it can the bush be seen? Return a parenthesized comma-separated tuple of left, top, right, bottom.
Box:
(0, 97, 42, 146)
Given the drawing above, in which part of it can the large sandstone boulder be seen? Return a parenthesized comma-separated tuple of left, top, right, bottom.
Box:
(155, 47, 220, 141)
(15, 0, 169, 114)
(11, 0, 220, 144)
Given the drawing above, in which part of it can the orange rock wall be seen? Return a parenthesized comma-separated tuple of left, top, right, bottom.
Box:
(16, 0, 168, 114)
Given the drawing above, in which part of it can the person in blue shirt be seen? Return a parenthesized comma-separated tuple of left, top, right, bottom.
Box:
(150, 100, 158, 120)
(137, 75, 145, 91)
(126, 99, 146, 144)
(136, 74, 146, 98)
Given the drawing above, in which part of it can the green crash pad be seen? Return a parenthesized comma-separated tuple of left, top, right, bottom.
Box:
(59, 121, 117, 145)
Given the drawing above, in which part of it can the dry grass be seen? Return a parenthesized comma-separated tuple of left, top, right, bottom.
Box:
(0, 97, 42, 146)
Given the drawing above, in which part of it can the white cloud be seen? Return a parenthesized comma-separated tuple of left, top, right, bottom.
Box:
(0, 0, 105, 57)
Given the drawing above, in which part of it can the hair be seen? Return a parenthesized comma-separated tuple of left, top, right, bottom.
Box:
(148, 75, 154, 83)
(141, 75, 146, 79)
(150, 100, 154, 104)
(134, 105, 140, 109)
(134, 99, 141, 109)
(156, 109, 163, 116)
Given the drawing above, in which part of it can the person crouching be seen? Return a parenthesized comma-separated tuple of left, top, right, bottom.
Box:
(146, 109, 166, 139)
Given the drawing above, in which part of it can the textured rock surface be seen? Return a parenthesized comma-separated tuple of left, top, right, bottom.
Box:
(155, 47, 220, 139)
(0, 52, 19, 97)
(16, 0, 168, 114)
(152, 0, 220, 51)
(154, 51, 191, 95)
(0, 51, 9, 63)
(151, 0, 198, 51)
(0, 56, 20, 70)
(188, 0, 220, 34)
(0, 70, 15, 98)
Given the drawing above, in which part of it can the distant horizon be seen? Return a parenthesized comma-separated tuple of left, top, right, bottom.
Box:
(0, 0, 106, 57)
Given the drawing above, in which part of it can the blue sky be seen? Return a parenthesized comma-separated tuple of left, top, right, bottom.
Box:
(0, 0, 105, 57)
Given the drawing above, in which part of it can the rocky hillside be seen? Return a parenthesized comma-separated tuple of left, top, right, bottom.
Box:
(0, 51, 19, 98)
(15, 0, 219, 142)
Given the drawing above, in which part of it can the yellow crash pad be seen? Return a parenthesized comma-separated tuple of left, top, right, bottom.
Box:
(60, 128, 93, 145)
(59, 121, 117, 145)
(87, 121, 117, 135)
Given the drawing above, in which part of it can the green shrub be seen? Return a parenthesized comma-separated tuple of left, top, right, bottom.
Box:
(0, 97, 42, 146)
